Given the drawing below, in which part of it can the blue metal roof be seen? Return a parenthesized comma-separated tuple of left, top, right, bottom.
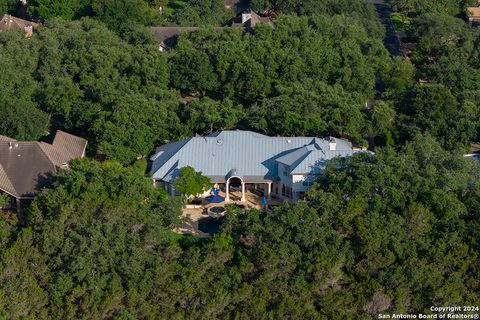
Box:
(151, 130, 358, 182)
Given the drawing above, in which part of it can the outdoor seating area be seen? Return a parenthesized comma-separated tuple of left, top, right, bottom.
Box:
(176, 186, 284, 237)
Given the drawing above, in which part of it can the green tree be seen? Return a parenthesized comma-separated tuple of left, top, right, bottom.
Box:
(0, 31, 49, 140)
(0, 193, 9, 208)
(172, 0, 231, 27)
(91, 0, 158, 30)
(169, 45, 219, 93)
(397, 84, 478, 148)
(25, 159, 181, 318)
(368, 100, 396, 146)
(381, 57, 415, 95)
(175, 166, 211, 197)
(0, 229, 50, 318)
(307, 134, 480, 314)
(0, 0, 18, 13)
(28, 0, 90, 20)
(179, 97, 243, 135)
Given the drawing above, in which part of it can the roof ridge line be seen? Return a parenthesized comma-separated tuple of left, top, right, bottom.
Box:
(288, 149, 313, 174)
(35, 142, 60, 170)
(0, 164, 18, 197)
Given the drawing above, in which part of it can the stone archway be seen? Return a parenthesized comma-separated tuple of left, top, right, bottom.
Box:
(226, 176, 245, 202)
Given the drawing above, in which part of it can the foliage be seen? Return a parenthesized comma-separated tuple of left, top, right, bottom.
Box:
(391, 12, 412, 31)
(0, 0, 18, 14)
(0, 18, 181, 163)
(175, 166, 211, 196)
(387, 0, 473, 16)
(28, 0, 90, 21)
(0, 193, 9, 208)
(307, 135, 480, 315)
(170, 15, 388, 143)
(170, 0, 232, 27)
(0, 31, 49, 140)
(28, 0, 160, 29)
(251, 0, 385, 39)
(380, 57, 415, 96)
(0, 136, 478, 318)
(395, 84, 480, 149)
(178, 97, 243, 135)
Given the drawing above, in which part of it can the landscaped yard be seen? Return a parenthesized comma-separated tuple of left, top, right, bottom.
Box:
(391, 12, 412, 31)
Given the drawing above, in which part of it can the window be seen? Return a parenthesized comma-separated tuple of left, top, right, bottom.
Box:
(302, 176, 316, 187)
(302, 180, 313, 187)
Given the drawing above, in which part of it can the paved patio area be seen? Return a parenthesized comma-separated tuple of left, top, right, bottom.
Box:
(175, 190, 285, 236)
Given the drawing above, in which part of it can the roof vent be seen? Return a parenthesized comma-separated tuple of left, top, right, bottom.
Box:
(329, 140, 336, 151)
(216, 138, 224, 145)
(287, 139, 292, 144)
(8, 142, 12, 149)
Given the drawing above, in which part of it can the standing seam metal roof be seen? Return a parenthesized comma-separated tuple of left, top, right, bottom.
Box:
(151, 130, 358, 183)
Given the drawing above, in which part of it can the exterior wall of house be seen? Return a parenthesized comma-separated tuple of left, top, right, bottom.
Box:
(276, 163, 293, 199)
(291, 174, 318, 201)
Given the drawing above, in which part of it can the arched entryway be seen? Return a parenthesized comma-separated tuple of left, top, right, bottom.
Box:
(226, 176, 245, 202)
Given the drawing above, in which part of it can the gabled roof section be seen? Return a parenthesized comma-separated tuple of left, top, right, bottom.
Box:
(39, 130, 87, 167)
(275, 145, 317, 167)
(0, 164, 16, 197)
(0, 131, 87, 199)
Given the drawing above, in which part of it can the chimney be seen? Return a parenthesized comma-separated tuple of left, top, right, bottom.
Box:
(8, 142, 12, 149)
(328, 138, 336, 151)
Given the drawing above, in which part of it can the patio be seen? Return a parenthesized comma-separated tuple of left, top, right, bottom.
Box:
(176, 189, 285, 237)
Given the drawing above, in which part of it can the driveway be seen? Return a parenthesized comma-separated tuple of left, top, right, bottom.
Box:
(369, 0, 404, 56)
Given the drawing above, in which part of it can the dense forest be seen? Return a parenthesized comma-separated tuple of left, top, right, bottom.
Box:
(0, 0, 479, 318)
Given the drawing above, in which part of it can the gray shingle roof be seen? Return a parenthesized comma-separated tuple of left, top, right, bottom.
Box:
(0, 142, 56, 199)
(151, 130, 359, 183)
(0, 135, 16, 142)
(0, 131, 87, 199)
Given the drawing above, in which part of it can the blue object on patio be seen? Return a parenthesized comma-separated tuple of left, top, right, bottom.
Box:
(212, 187, 220, 196)
(262, 196, 267, 206)
(206, 195, 225, 203)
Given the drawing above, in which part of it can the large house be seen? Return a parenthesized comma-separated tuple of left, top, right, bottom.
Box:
(150, 130, 365, 202)
(0, 131, 87, 211)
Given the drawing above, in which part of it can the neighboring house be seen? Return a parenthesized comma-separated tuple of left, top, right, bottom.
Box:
(231, 9, 271, 28)
(0, 131, 87, 211)
(0, 14, 38, 37)
(150, 9, 271, 51)
(150, 130, 366, 202)
(468, 5, 480, 27)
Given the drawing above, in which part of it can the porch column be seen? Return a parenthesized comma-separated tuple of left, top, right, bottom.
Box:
(241, 182, 246, 202)
(267, 182, 272, 200)
(170, 184, 175, 196)
(225, 182, 230, 202)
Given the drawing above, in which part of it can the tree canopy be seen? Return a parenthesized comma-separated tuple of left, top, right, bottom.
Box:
(175, 166, 212, 196)
(0, 136, 478, 318)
